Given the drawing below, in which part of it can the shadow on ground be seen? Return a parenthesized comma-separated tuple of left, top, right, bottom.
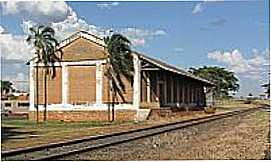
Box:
(1, 126, 37, 143)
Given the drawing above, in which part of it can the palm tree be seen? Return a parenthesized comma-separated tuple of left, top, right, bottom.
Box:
(26, 25, 61, 122)
(1, 80, 13, 95)
(104, 33, 134, 121)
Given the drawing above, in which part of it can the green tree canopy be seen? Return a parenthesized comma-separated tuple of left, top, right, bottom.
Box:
(104, 33, 134, 101)
(189, 66, 239, 98)
(26, 25, 61, 78)
(1, 80, 13, 94)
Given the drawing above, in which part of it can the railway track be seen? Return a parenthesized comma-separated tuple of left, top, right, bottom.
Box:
(1, 107, 261, 161)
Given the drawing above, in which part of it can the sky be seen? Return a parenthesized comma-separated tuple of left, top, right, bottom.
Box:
(0, 1, 270, 97)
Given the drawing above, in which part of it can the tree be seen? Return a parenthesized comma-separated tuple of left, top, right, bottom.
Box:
(104, 33, 134, 121)
(262, 82, 270, 98)
(189, 66, 239, 99)
(1, 80, 13, 95)
(26, 25, 61, 122)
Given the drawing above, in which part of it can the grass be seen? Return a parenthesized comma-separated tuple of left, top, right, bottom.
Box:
(1, 118, 138, 150)
(214, 99, 269, 111)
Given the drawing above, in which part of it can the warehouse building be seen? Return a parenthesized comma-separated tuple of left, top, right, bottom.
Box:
(28, 31, 214, 121)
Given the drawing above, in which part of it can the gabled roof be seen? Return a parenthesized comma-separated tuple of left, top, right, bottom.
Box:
(58, 31, 214, 86)
(58, 30, 105, 49)
(136, 52, 214, 86)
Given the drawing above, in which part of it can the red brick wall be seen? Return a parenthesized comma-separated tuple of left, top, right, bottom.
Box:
(34, 67, 62, 104)
(61, 37, 107, 61)
(68, 65, 96, 104)
(28, 110, 137, 122)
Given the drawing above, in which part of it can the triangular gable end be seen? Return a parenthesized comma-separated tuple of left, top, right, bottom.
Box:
(59, 32, 107, 61)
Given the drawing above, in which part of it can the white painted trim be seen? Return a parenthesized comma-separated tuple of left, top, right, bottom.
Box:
(29, 62, 35, 111)
(146, 74, 151, 103)
(156, 73, 159, 104)
(31, 103, 135, 111)
(96, 62, 103, 105)
(34, 60, 106, 67)
(62, 63, 69, 104)
(132, 54, 141, 109)
(58, 31, 105, 49)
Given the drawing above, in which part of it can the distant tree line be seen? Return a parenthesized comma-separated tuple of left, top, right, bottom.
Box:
(189, 66, 239, 99)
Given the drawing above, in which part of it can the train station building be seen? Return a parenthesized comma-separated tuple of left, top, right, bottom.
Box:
(28, 31, 214, 121)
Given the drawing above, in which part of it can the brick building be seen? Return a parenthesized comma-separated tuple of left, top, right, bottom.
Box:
(28, 31, 214, 121)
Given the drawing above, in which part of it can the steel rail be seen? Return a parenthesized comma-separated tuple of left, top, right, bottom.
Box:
(2, 108, 258, 161)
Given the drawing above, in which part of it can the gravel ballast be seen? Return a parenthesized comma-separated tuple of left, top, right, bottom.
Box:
(61, 109, 270, 160)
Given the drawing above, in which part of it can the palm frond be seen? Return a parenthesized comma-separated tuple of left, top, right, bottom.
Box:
(27, 25, 62, 79)
(104, 33, 133, 102)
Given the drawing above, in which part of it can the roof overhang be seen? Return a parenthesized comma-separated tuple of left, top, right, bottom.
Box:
(136, 52, 215, 86)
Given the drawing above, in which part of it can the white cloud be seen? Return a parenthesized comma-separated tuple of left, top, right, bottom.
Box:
(6, 4, 167, 68)
(208, 49, 269, 79)
(1, 2, 167, 92)
(192, 3, 204, 14)
(0, 25, 5, 34)
(0, 31, 34, 61)
(97, 2, 119, 10)
(1, 1, 70, 24)
(13, 2, 166, 47)
(21, 8, 104, 42)
(51, 9, 101, 40)
(192, 0, 223, 14)
(119, 28, 167, 46)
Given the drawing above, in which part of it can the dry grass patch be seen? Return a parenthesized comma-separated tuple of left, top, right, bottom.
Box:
(1, 118, 148, 150)
(214, 99, 269, 111)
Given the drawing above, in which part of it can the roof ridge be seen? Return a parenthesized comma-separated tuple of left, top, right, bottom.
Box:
(58, 30, 105, 49)
(57, 30, 214, 85)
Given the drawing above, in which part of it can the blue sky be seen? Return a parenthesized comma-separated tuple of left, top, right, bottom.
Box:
(0, 1, 270, 97)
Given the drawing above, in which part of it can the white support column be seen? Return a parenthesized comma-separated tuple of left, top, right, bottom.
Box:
(133, 54, 141, 109)
(62, 63, 69, 105)
(29, 62, 35, 111)
(204, 86, 214, 106)
(96, 62, 103, 105)
(156, 73, 159, 103)
(146, 73, 151, 103)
